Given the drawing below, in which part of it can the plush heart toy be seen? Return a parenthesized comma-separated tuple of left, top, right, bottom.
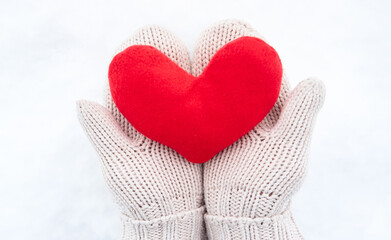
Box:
(109, 36, 282, 163)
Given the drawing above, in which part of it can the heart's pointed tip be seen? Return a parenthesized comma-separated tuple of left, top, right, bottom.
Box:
(187, 158, 210, 164)
(182, 152, 216, 164)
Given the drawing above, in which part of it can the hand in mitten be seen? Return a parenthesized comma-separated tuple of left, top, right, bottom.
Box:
(77, 26, 205, 240)
(201, 21, 325, 240)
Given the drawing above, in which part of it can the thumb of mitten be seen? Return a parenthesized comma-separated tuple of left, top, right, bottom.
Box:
(273, 78, 325, 138)
(76, 100, 132, 161)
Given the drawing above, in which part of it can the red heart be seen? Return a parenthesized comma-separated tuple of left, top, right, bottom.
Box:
(109, 36, 282, 163)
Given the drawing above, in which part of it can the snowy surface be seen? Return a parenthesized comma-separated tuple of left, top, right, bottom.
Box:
(1, 0, 391, 239)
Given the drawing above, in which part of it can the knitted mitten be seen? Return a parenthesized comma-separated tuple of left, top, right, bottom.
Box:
(201, 21, 325, 240)
(77, 26, 205, 239)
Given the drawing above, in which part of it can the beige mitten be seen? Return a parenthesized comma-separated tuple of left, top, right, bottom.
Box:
(200, 21, 325, 239)
(77, 26, 205, 240)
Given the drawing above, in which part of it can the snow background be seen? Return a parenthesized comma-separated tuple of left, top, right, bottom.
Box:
(1, 0, 390, 239)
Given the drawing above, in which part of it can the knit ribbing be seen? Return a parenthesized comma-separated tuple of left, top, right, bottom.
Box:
(121, 206, 205, 240)
(205, 210, 303, 240)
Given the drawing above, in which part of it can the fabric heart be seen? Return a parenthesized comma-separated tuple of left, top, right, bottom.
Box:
(109, 36, 282, 163)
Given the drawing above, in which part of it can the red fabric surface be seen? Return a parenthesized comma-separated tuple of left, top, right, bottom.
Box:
(109, 36, 282, 163)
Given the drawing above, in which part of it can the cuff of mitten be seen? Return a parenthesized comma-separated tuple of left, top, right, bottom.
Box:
(120, 206, 205, 240)
(204, 210, 303, 240)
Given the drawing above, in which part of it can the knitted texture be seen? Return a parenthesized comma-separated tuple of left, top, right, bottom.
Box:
(77, 26, 205, 239)
(77, 20, 325, 240)
(200, 20, 325, 240)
